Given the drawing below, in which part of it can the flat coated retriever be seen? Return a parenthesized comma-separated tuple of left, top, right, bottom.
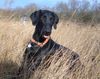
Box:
(12, 10, 79, 79)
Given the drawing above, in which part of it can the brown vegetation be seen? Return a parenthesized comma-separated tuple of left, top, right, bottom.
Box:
(0, 20, 100, 79)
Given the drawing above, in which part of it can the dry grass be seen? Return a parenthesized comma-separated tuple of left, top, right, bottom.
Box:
(0, 20, 100, 79)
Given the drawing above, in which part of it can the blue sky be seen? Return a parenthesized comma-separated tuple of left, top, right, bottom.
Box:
(0, 0, 68, 8)
(0, 0, 100, 9)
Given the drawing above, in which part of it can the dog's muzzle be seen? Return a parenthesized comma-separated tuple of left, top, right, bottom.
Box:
(43, 31, 51, 38)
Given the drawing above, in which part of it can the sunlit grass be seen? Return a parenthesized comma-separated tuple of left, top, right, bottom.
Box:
(0, 20, 100, 79)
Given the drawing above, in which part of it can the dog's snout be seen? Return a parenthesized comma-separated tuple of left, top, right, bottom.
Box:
(46, 29, 51, 33)
(45, 25, 52, 33)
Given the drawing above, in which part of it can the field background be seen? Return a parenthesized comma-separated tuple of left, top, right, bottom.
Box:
(0, 0, 100, 78)
(0, 19, 100, 79)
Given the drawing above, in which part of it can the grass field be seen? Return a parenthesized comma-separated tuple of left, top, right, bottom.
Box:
(0, 20, 100, 79)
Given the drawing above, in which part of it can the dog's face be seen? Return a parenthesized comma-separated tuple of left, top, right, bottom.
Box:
(30, 10, 59, 38)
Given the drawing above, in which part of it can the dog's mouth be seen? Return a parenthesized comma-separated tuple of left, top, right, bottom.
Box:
(43, 32, 51, 39)
(43, 35, 50, 39)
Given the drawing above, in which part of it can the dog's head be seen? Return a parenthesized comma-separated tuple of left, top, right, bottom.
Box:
(30, 10, 59, 38)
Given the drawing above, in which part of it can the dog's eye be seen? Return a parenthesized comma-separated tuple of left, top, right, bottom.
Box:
(41, 16, 46, 22)
(41, 15, 46, 21)
(43, 15, 46, 19)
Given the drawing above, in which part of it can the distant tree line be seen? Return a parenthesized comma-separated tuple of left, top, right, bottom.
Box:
(0, 0, 100, 24)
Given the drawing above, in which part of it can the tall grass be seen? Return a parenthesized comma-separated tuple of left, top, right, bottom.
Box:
(0, 20, 100, 79)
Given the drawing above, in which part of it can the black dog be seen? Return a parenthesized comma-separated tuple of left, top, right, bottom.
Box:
(14, 10, 79, 79)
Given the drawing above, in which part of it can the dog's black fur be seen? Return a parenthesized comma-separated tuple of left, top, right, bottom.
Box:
(13, 10, 79, 79)
(30, 10, 59, 42)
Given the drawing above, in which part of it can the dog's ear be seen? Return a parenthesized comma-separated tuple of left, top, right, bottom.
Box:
(53, 13, 59, 29)
(30, 10, 42, 25)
